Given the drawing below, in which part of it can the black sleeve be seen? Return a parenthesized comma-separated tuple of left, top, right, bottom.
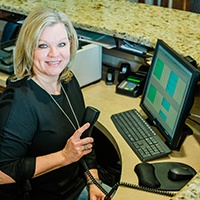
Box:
(0, 86, 37, 182)
(0, 157, 36, 182)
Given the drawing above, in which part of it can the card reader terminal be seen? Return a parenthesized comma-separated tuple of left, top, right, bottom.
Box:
(116, 75, 145, 97)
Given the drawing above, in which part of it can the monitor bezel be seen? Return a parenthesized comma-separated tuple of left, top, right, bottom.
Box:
(140, 39, 199, 150)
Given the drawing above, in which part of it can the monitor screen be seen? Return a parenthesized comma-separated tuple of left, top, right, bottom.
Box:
(140, 39, 199, 150)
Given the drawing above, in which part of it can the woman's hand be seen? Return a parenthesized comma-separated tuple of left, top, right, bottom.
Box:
(33, 123, 94, 178)
(85, 169, 108, 200)
(61, 123, 94, 164)
(89, 184, 107, 200)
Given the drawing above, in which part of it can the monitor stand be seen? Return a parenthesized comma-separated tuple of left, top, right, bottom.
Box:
(175, 124, 193, 151)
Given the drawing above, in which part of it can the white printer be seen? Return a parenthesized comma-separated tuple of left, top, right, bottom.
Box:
(71, 43, 102, 87)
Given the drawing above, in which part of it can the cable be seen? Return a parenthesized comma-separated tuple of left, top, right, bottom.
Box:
(104, 183, 119, 200)
(80, 159, 108, 196)
(81, 159, 177, 199)
(188, 117, 200, 126)
(188, 113, 200, 126)
(119, 182, 176, 197)
(190, 113, 200, 119)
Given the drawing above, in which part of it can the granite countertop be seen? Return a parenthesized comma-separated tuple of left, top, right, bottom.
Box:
(0, 0, 199, 65)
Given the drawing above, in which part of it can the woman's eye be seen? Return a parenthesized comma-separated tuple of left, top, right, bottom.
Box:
(58, 42, 66, 47)
(38, 44, 48, 49)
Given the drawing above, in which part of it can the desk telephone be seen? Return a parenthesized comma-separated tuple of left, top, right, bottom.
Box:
(81, 107, 196, 199)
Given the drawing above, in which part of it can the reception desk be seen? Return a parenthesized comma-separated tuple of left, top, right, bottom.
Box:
(0, 75, 200, 199)
(81, 80, 200, 200)
(0, 1, 200, 199)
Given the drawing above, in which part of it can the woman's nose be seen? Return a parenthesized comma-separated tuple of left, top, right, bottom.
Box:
(48, 46, 59, 57)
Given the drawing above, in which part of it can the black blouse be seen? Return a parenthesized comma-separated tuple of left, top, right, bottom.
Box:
(0, 75, 97, 200)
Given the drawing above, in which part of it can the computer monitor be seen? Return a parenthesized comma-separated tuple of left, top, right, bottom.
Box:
(140, 39, 199, 150)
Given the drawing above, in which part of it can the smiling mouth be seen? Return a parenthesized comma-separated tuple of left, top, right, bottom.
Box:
(46, 61, 61, 65)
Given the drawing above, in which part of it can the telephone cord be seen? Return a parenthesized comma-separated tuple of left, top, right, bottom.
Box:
(80, 159, 176, 199)
(80, 159, 109, 196)
(119, 182, 176, 197)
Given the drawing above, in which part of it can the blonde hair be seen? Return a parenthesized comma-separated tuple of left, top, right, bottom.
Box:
(14, 7, 78, 82)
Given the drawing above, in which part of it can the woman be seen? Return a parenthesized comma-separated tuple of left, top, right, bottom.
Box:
(0, 7, 109, 200)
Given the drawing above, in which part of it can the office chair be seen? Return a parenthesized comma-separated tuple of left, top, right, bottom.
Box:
(1, 22, 20, 43)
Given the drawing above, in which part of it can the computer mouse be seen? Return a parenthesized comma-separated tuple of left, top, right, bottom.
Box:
(168, 166, 196, 181)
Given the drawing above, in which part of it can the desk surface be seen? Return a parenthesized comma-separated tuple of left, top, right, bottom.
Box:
(0, 0, 200, 65)
(0, 72, 200, 199)
(82, 80, 200, 200)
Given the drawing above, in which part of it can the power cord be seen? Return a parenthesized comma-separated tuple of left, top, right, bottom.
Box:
(188, 113, 200, 126)
(190, 113, 200, 119)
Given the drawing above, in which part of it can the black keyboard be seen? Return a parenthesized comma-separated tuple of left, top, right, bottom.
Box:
(111, 109, 171, 162)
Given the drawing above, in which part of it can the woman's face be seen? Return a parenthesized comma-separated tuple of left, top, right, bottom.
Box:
(33, 22, 70, 79)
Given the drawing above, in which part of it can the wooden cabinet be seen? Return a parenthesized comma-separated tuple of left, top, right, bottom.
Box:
(172, 0, 190, 11)
(138, 0, 191, 11)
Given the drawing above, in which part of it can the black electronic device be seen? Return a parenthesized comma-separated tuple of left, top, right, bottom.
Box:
(168, 167, 196, 181)
(116, 64, 149, 98)
(106, 68, 115, 85)
(140, 39, 199, 150)
(81, 106, 100, 138)
(111, 109, 171, 162)
(118, 62, 131, 83)
(80, 106, 110, 198)
(135, 64, 149, 77)
(116, 74, 145, 97)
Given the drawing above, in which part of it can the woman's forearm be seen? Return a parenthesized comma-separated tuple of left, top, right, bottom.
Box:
(0, 171, 15, 184)
(34, 150, 69, 178)
(0, 151, 68, 184)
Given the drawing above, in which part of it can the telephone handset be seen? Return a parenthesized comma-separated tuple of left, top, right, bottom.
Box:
(80, 106, 109, 196)
(81, 106, 100, 138)
(80, 106, 175, 199)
